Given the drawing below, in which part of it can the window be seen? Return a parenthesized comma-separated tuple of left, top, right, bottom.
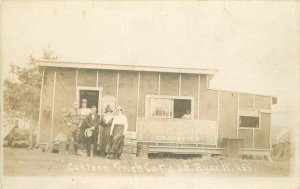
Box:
(150, 98, 173, 118)
(146, 95, 193, 119)
(239, 109, 260, 129)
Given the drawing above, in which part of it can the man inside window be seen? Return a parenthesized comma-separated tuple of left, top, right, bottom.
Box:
(182, 109, 191, 119)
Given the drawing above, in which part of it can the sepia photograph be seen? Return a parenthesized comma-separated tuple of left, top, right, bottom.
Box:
(1, 1, 299, 189)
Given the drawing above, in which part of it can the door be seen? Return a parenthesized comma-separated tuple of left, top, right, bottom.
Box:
(76, 87, 103, 113)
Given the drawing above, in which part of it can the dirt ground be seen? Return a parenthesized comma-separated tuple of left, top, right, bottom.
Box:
(3, 147, 292, 177)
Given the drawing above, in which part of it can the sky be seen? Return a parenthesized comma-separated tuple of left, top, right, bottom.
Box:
(1, 1, 299, 128)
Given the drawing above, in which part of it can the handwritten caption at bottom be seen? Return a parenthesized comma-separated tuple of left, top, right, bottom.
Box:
(67, 160, 257, 175)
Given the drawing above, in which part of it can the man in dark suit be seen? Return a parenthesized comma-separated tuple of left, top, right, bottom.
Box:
(83, 105, 100, 157)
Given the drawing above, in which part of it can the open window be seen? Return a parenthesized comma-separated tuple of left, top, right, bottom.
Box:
(239, 109, 260, 129)
(146, 95, 193, 119)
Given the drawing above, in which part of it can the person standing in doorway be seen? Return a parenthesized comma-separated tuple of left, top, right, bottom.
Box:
(64, 101, 81, 155)
(99, 105, 114, 156)
(106, 106, 128, 159)
(78, 99, 91, 155)
(82, 105, 100, 157)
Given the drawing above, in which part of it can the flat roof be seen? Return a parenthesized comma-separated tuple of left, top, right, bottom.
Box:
(36, 60, 218, 75)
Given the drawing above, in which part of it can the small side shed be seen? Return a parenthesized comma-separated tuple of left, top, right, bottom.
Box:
(37, 60, 277, 156)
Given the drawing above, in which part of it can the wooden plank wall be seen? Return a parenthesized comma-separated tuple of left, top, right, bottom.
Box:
(180, 74, 199, 120)
(77, 69, 97, 87)
(118, 71, 138, 131)
(218, 91, 238, 147)
(98, 70, 118, 97)
(39, 68, 55, 142)
(52, 68, 77, 139)
(138, 72, 159, 118)
(160, 73, 179, 96)
(39, 67, 273, 150)
(238, 93, 272, 149)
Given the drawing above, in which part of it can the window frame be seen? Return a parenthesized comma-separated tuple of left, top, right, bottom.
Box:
(145, 95, 194, 120)
(238, 108, 261, 130)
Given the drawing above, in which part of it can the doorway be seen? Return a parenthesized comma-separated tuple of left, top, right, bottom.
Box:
(76, 87, 103, 113)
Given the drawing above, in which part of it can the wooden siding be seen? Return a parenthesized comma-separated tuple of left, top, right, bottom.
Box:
(137, 118, 218, 145)
(98, 70, 118, 97)
(254, 95, 271, 110)
(77, 69, 97, 87)
(199, 89, 218, 121)
(181, 74, 199, 120)
(218, 91, 238, 147)
(200, 75, 207, 90)
(138, 72, 159, 118)
(118, 71, 138, 131)
(239, 93, 253, 109)
(255, 113, 271, 149)
(38, 67, 273, 152)
(239, 129, 253, 148)
(160, 73, 180, 96)
(40, 68, 55, 142)
(52, 68, 77, 138)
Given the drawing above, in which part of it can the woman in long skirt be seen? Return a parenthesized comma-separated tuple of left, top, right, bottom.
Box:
(99, 106, 114, 156)
(106, 106, 128, 159)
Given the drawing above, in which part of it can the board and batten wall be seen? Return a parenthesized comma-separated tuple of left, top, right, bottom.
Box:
(238, 93, 272, 149)
(38, 67, 272, 150)
(39, 68, 212, 143)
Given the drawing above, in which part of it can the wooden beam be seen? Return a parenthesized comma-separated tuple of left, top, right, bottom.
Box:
(116, 72, 120, 104)
(237, 93, 240, 138)
(75, 69, 78, 86)
(253, 94, 255, 109)
(197, 75, 200, 120)
(96, 70, 99, 87)
(50, 71, 57, 141)
(179, 74, 182, 96)
(252, 128, 255, 149)
(36, 60, 218, 75)
(252, 94, 255, 148)
(37, 69, 45, 144)
(158, 73, 161, 95)
(269, 96, 272, 150)
(135, 72, 141, 132)
(217, 90, 220, 146)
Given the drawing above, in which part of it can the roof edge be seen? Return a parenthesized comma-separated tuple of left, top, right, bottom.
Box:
(208, 88, 278, 104)
(35, 59, 218, 75)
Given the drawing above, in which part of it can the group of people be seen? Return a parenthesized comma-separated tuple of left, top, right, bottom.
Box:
(64, 99, 128, 159)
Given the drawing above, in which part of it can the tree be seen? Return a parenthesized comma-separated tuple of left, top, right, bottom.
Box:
(3, 45, 58, 122)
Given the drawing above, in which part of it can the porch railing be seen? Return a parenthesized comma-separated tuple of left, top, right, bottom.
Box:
(136, 118, 218, 146)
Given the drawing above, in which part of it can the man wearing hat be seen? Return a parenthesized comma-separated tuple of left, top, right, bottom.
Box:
(78, 99, 91, 155)
(64, 101, 81, 155)
(82, 105, 100, 157)
(80, 99, 91, 117)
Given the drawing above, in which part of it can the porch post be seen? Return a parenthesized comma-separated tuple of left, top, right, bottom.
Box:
(50, 71, 57, 141)
(135, 72, 141, 132)
(116, 72, 120, 104)
(252, 94, 255, 149)
(179, 74, 181, 96)
(75, 69, 78, 87)
(197, 75, 200, 120)
(237, 93, 240, 138)
(158, 73, 161, 95)
(96, 70, 99, 87)
(217, 90, 220, 146)
(37, 69, 45, 144)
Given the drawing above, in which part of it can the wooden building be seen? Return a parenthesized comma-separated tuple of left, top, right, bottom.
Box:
(37, 60, 277, 156)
